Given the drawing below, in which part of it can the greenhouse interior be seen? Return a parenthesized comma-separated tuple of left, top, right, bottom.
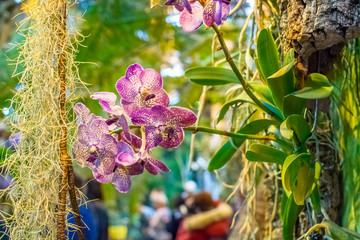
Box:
(0, 0, 360, 239)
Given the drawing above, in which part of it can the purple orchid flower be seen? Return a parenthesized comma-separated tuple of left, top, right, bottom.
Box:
(91, 92, 123, 116)
(93, 142, 169, 193)
(165, 0, 192, 13)
(72, 118, 117, 175)
(116, 64, 170, 117)
(116, 115, 142, 150)
(179, 0, 231, 32)
(131, 105, 197, 149)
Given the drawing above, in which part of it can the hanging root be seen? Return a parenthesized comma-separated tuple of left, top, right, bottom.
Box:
(1, 0, 86, 239)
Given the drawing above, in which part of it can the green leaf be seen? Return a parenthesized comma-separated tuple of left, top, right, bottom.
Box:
(284, 48, 294, 66)
(216, 92, 252, 124)
(257, 28, 280, 80)
(186, 67, 238, 86)
(282, 194, 303, 240)
(246, 143, 287, 164)
(249, 81, 274, 104)
(291, 73, 333, 99)
(281, 153, 314, 205)
(208, 119, 278, 171)
(260, 100, 284, 120)
(267, 61, 295, 111)
(282, 94, 306, 118)
(280, 114, 310, 144)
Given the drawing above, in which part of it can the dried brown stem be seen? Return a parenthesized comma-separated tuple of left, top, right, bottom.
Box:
(57, 0, 82, 239)
(68, 165, 85, 240)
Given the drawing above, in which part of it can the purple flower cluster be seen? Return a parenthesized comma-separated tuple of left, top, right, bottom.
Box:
(72, 64, 197, 193)
(166, 0, 231, 32)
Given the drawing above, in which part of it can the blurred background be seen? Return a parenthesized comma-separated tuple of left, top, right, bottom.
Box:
(0, 0, 256, 239)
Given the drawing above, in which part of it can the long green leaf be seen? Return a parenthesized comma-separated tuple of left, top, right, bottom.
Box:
(246, 143, 287, 164)
(282, 194, 303, 240)
(291, 73, 333, 99)
(267, 61, 295, 111)
(208, 119, 278, 171)
(280, 114, 310, 144)
(185, 67, 238, 86)
(249, 81, 274, 104)
(256, 28, 280, 80)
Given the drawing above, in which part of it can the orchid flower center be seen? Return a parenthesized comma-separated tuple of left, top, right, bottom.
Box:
(89, 145, 97, 153)
(140, 86, 149, 96)
(159, 125, 177, 140)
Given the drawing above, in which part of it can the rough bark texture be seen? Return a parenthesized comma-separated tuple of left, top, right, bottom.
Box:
(280, 0, 360, 71)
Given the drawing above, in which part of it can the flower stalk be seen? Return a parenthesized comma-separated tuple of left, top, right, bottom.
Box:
(112, 125, 275, 141)
(212, 24, 283, 122)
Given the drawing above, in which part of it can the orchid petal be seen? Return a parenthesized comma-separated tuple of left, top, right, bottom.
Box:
(221, 2, 230, 20)
(144, 158, 170, 175)
(214, 0, 222, 25)
(179, 3, 203, 32)
(91, 92, 117, 106)
(93, 170, 113, 184)
(72, 140, 90, 167)
(131, 105, 174, 126)
(169, 106, 197, 127)
(126, 162, 144, 176)
(74, 103, 91, 125)
(116, 77, 139, 102)
(140, 69, 162, 91)
(145, 127, 163, 150)
(112, 168, 131, 193)
(203, 0, 216, 27)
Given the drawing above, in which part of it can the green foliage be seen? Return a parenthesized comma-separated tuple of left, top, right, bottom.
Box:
(267, 61, 295, 111)
(291, 73, 333, 99)
(256, 28, 280, 81)
(281, 195, 303, 240)
(208, 119, 277, 171)
(186, 67, 238, 85)
(280, 114, 311, 145)
(246, 143, 287, 164)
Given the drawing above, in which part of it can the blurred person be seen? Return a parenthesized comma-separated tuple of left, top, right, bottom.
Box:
(86, 179, 109, 240)
(146, 189, 172, 240)
(176, 191, 232, 240)
(166, 195, 185, 240)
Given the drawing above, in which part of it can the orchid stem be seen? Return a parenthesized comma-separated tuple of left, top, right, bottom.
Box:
(113, 126, 275, 141)
(212, 24, 283, 122)
(184, 126, 275, 141)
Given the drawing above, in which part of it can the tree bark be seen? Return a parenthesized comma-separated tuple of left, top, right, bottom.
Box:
(280, 0, 360, 72)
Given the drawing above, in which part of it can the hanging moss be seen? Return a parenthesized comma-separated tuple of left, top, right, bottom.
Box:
(1, 0, 85, 238)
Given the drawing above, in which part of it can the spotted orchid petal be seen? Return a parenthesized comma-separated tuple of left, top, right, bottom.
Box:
(179, 2, 203, 32)
(91, 92, 123, 116)
(116, 142, 138, 167)
(203, 0, 216, 27)
(72, 140, 90, 167)
(93, 170, 113, 184)
(144, 158, 170, 175)
(121, 88, 169, 118)
(112, 168, 131, 193)
(145, 126, 163, 150)
(165, 0, 192, 13)
(92, 134, 117, 175)
(74, 103, 91, 125)
(131, 105, 175, 126)
(140, 69, 162, 92)
(169, 106, 197, 127)
(127, 162, 144, 176)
